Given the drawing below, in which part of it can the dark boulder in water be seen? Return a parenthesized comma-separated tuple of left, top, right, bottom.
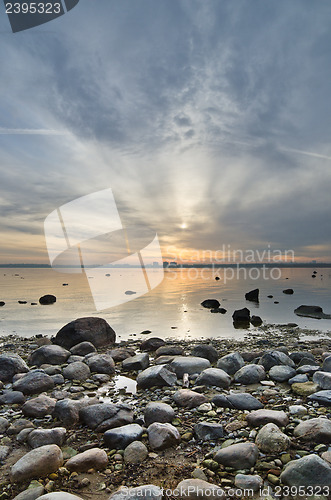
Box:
(0, 301, 5, 307)
(140, 337, 166, 352)
(283, 289, 294, 295)
(232, 308, 250, 322)
(294, 305, 331, 319)
(201, 299, 220, 309)
(210, 307, 227, 314)
(251, 315, 263, 326)
(53, 317, 116, 349)
(245, 289, 259, 302)
(39, 295, 56, 305)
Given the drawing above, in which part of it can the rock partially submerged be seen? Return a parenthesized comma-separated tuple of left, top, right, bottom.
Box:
(294, 305, 331, 319)
(53, 317, 116, 349)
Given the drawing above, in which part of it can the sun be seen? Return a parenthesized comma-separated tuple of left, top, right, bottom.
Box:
(180, 223, 188, 229)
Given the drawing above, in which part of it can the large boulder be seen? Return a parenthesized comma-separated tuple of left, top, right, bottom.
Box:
(39, 295, 56, 305)
(0, 353, 29, 382)
(12, 371, 55, 395)
(53, 317, 116, 349)
(63, 362, 91, 381)
(190, 344, 218, 363)
(245, 289, 259, 302)
(170, 356, 211, 377)
(280, 454, 331, 486)
(104, 424, 143, 449)
(10, 445, 63, 482)
(29, 345, 70, 366)
(194, 368, 231, 389)
(136, 365, 177, 389)
(201, 299, 220, 309)
(233, 365, 265, 384)
(22, 395, 56, 418)
(217, 352, 245, 375)
(147, 422, 180, 450)
(232, 308, 250, 322)
(293, 417, 331, 443)
(79, 403, 133, 432)
(214, 442, 258, 469)
(294, 305, 331, 319)
(259, 350, 295, 371)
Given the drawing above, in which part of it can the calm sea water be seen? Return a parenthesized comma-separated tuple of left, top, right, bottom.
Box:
(0, 267, 330, 341)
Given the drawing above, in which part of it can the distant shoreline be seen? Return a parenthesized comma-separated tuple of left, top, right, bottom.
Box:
(1, 263, 331, 269)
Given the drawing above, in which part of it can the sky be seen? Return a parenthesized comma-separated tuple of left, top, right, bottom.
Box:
(0, 0, 331, 264)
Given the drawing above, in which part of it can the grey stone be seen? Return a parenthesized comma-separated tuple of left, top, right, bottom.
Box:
(122, 353, 150, 371)
(22, 395, 56, 417)
(136, 365, 177, 389)
(35, 494, 82, 500)
(63, 361, 91, 381)
(70, 341, 96, 356)
(255, 423, 291, 453)
(217, 352, 245, 375)
(108, 347, 135, 362)
(79, 402, 133, 432)
(293, 417, 331, 443)
(246, 409, 289, 427)
(212, 393, 263, 411)
(140, 338, 166, 352)
(10, 444, 63, 482)
(308, 390, 331, 406)
(288, 405, 307, 416)
(13, 486, 45, 500)
(0, 445, 10, 461)
(0, 390, 26, 404)
(109, 485, 162, 500)
(294, 305, 331, 319)
(66, 355, 84, 363)
(269, 365, 297, 382)
(7, 418, 35, 435)
(155, 345, 184, 357)
(144, 402, 175, 426)
(297, 364, 320, 375)
(12, 371, 55, 395)
(195, 368, 231, 388)
(170, 356, 211, 377)
(0, 416, 10, 433)
(290, 351, 316, 364)
(104, 423, 143, 449)
(176, 479, 226, 499)
(124, 441, 148, 464)
(65, 448, 108, 472)
(288, 374, 308, 385)
(234, 474, 263, 492)
(27, 427, 66, 448)
(54, 317, 116, 349)
(322, 356, 331, 372)
(280, 454, 331, 486)
(148, 422, 181, 450)
(194, 422, 224, 441)
(16, 428, 34, 443)
(313, 371, 331, 390)
(84, 353, 115, 374)
(259, 351, 295, 371)
(0, 353, 29, 382)
(52, 397, 98, 427)
(190, 345, 218, 363)
(233, 364, 265, 384)
(173, 389, 208, 409)
(51, 374, 65, 385)
(29, 345, 70, 366)
(214, 442, 259, 469)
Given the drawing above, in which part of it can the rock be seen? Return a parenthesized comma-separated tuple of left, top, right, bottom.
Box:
(175, 479, 225, 499)
(122, 353, 149, 371)
(136, 365, 177, 389)
(212, 393, 263, 411)
(313, 371, 331, 390)
(0, 390, 26, 405)
(288, 374, 308, 385)
(13, 371, 55, 395)
(144, 402, 175, 426)
(0, 416, 10, 433)
(232, 308, 250, 322)
(233, 364, 265, 384)
(210, 307, 227, 314)
(259, 351, 295, 370)
(194, 368, 231, 388)
(10, 444, 63, 482)
(109, 485, 162, 500)
(155, 345, 184, 357)
(292, 381, 319, 396)
(245, 289, 259, 302)
(217, 352, 245, 375)
(0, 301, 5, 307)
(0, 353, 29, 382)
(65, 448, 108, 472)
(250, 316, 263, 326)
(191, 469, 208, 481)
(190, 344, 218, 363)
(255, 423, 291, 453)
(173, 389, 208, 409)
(22, 395, 56, 417)
(246, 409, 289, 427)
(7, 418, 35, 435)
(297, 364, 320, 375)
(280, 454, 331, 486)
(0, 445, 10, 461)
(288, 405, 307, 416)
(13, 486, 45, 500)
(214, 442, 258, 469)
(170, 357, 211, 377)
(108, 347, 136, 361)
(283, 288, 294, 294)
(290, 351, 316, 364)
(79, 403, 133, 432)
(194, 422, 224, 441)
(70, 341, 96, 356)
(54, 317, 116, 349)
(84, 354, 115, 374)
(53, 398, 98, 427)
(321, 450, 331, 464)
(140, 338, 166, 352)
(234, 474, 263, 492)
(27, 427, 66, 448)
(322, 356, 331, 372)
(308, 389, 331, 406)
(63, 362, 91, 381)
(269, 365, 297, 382)
(36, 494, 83, 500)
(201, 299, 220, 309)
(124, 441, 148, 464)
(148, 422, 180, 450)
(294, 305, 331, 319)
(155, 355, 176, 365)
(39, 294, 56, 305)
(29, 345, 70, 366)
(293, 417, 331, 443)
(104, 423, 143, 449)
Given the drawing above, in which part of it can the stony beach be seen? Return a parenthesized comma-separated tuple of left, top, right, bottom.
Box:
(0, 317, 331, 500)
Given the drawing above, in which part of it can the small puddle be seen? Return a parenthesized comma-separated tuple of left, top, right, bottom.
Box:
(97, 375, 137, 402)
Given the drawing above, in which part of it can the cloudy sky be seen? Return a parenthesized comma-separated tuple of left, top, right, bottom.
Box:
(0, 0, 331, 264)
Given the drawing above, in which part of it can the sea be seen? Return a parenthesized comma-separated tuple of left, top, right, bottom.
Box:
(0, 267, 331, 342)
